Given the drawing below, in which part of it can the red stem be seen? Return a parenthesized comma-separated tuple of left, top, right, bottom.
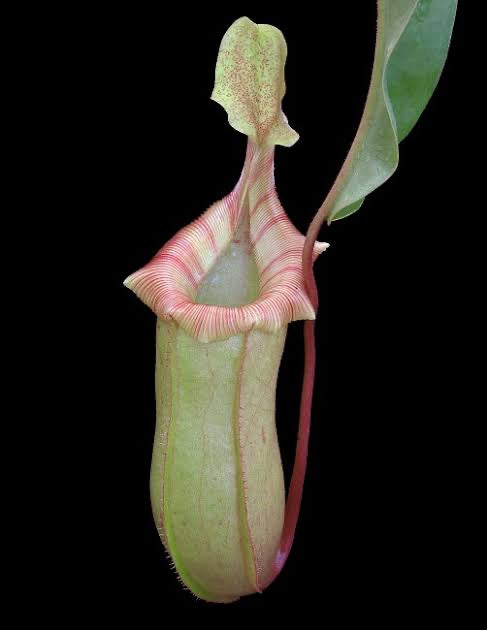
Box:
(267, 1, 383, 583)
(267, 237, 320, 584)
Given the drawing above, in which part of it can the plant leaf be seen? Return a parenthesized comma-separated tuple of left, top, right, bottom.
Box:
(328, 0, 456, 222)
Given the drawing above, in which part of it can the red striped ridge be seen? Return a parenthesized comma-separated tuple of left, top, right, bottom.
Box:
(124, 140, 328, 343)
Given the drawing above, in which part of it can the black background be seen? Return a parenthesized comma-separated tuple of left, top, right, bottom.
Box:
(48, 2, 465, 623)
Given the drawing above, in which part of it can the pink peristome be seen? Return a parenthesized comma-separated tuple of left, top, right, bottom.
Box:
(124, 141, 328, 343)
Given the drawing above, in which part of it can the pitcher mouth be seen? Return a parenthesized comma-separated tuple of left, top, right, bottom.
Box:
(124, 141, 328, 343)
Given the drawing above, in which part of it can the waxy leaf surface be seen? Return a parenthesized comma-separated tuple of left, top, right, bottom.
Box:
(330, 0, 456, 221)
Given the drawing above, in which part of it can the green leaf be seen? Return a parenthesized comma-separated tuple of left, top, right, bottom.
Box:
(330, 0, 456, 222)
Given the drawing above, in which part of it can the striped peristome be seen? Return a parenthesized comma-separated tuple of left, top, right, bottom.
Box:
(124, 140, 328, 343)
